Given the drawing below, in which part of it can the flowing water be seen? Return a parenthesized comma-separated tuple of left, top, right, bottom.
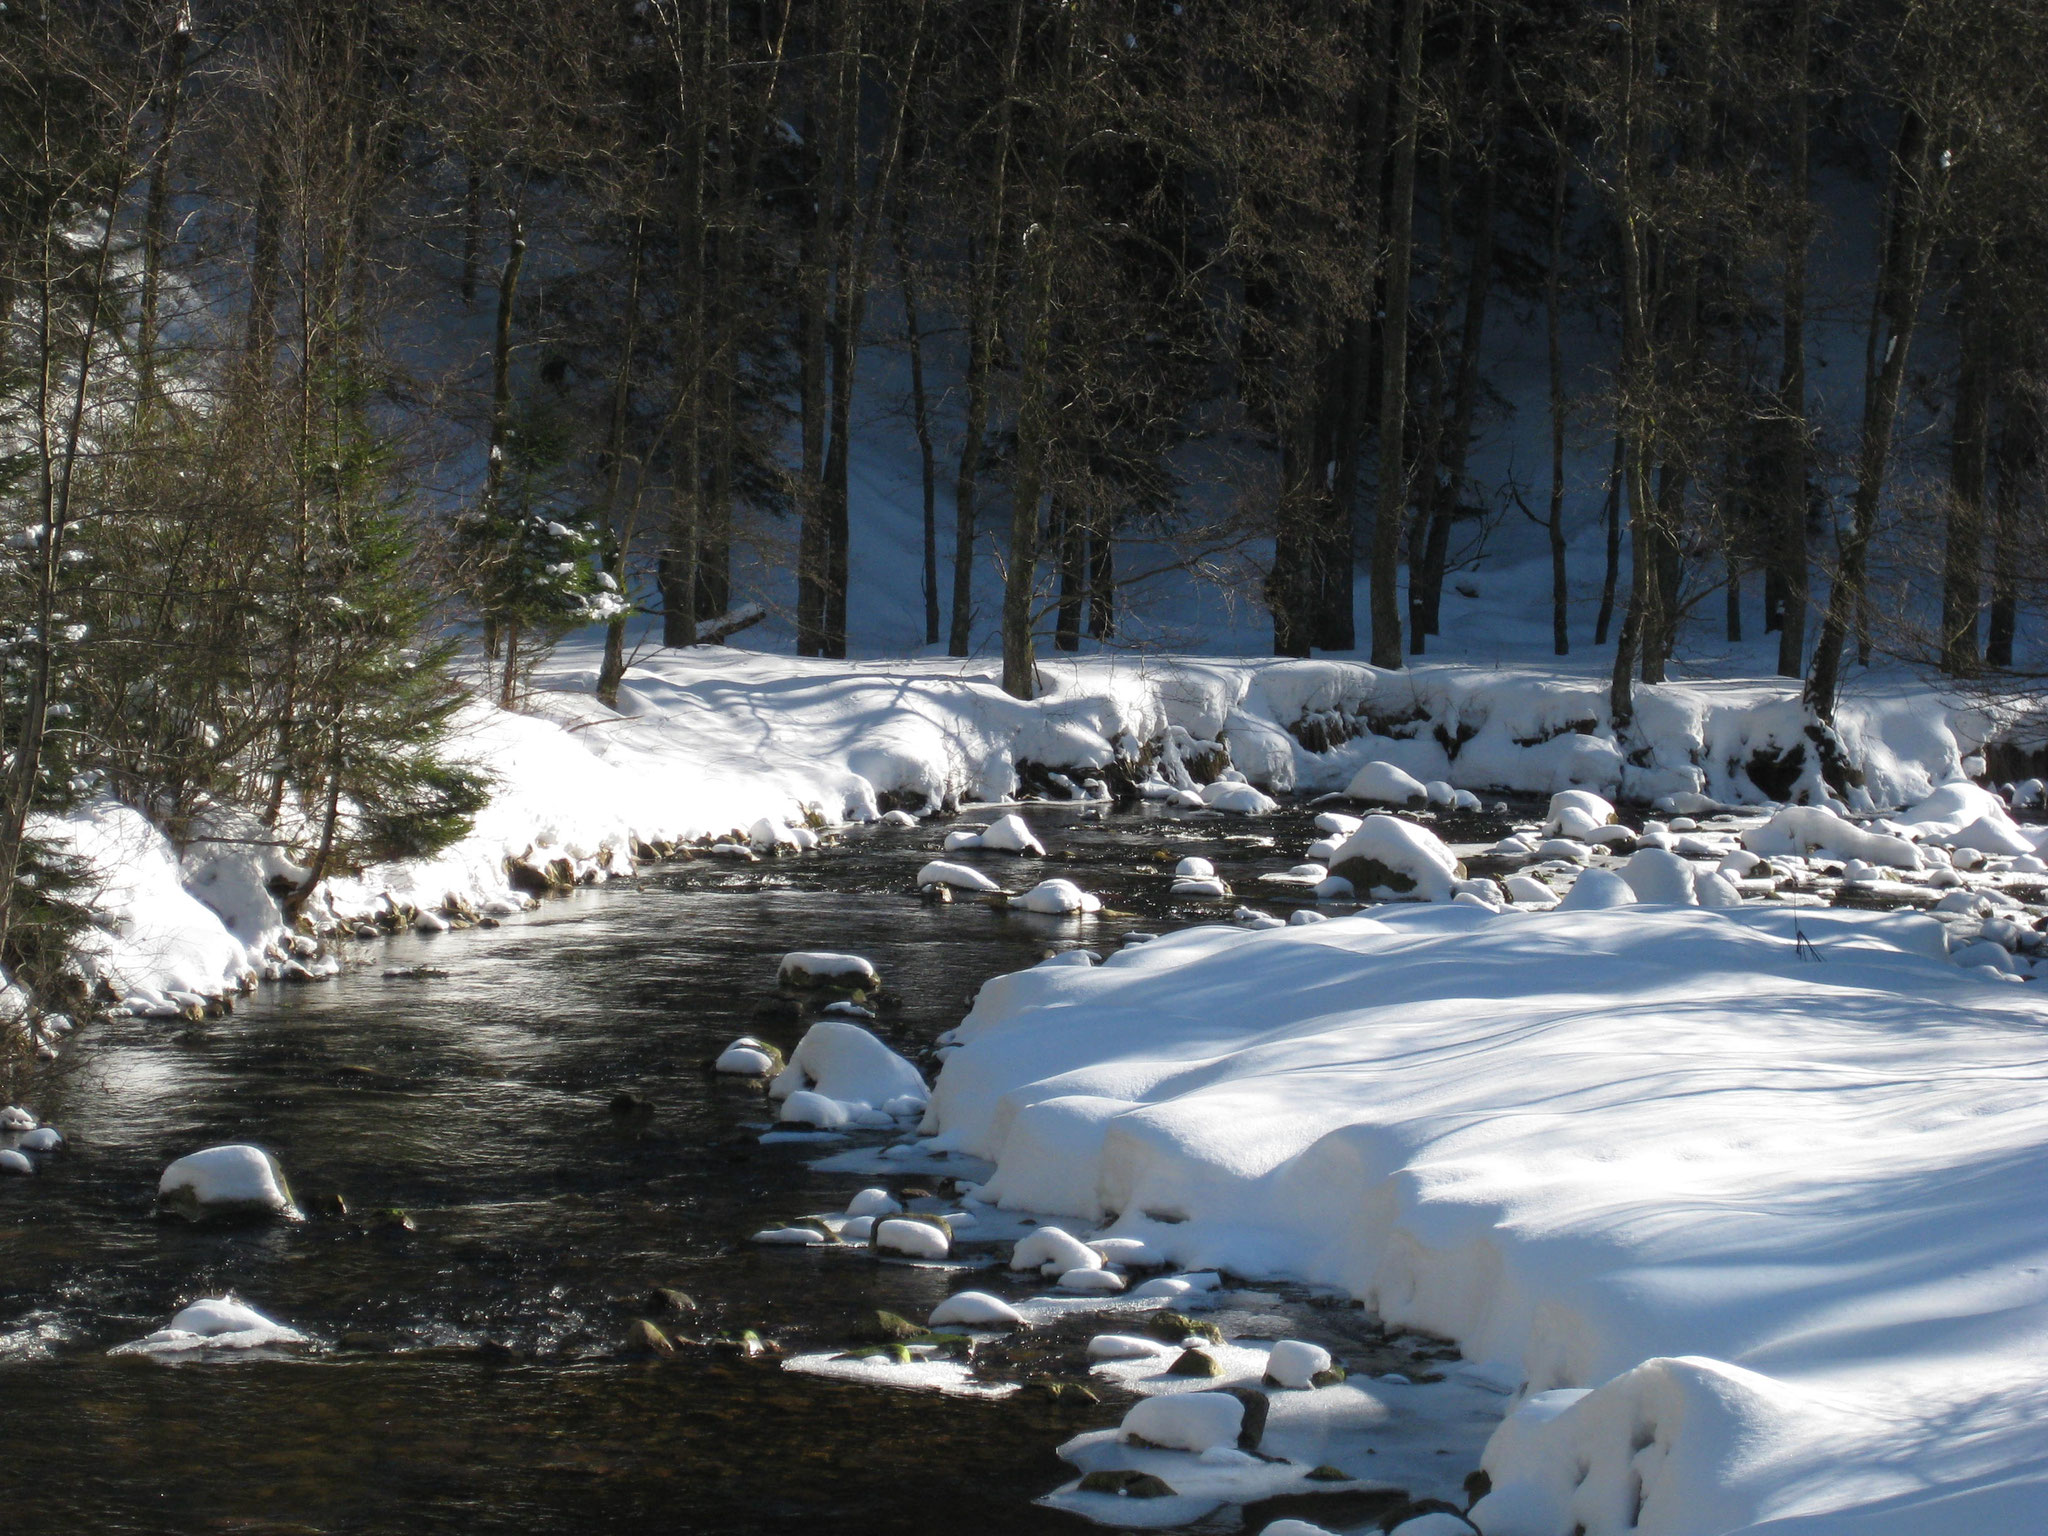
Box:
(0, 803, 1513, 1534)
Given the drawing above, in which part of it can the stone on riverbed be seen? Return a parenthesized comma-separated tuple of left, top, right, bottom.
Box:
(158, 1144, 298, 1220)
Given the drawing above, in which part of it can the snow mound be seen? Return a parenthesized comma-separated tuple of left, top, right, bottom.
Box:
(918, 860, 1001, 893)
(929, 1291, 1024, 1328)
(768, 1022, 928, 1123)
(1617, 848, 1699, 905)
(777, 951, 880, 991)
(109, 1297, 307, 1357)
(924, 903, 2048, 1534)
(1015, 879, 1103, 915)
(1325, 815, 1462, 902)
(1742, 805, 1921, 870)
(1346, 760, 1429, 806)
(157, 1145, 297, 1218)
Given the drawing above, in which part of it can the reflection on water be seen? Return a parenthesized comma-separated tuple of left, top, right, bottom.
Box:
(0, 803, 1507, 1532)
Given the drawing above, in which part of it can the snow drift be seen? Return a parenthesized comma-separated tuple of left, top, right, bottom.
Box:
(917, 903, 2048, 1535)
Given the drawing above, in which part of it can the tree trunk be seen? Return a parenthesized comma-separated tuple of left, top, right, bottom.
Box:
(597, 222, 646, 709)
(1773, 0, 1811, 679)
(137, 4, 192, 409)
(1987, 362, 2039, 669)
(1806, 110, 1944, 724)
(1369, 0, 1425, 669)
(951, 4, 1026, 658)
(1609, 0, 1657, 734)
(1595, 431, 1623, 645)
(1546, 139, 1569, 656)
(1054, 495, 1084, 651)
(487, 208, 527, 685)
(899, 231, 940, 646)
(1415, 5, 1500, 648)
(1940, 252, 1990, 675)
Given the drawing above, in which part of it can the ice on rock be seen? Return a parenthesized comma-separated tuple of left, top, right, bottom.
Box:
(1263, 1339, 1333, 1388)
(918, 860, 1001, 893)
(769, 1021, 928, 1125)
(1120, 1391, 1244, 1453)
(845, 1187, 902, 1218)
(1617, 848, 1698, 905)
(1556, 867, 1635, 911)
(1089, 1333, 1171, 1360)
(1016, 879, 1102, 915)
(873, 1216, 950, 1259)
(929, 1291, 1025, 1328)
(1011, 1226, 1103, 1275)
(110, 1297, 308, 1357)
(777, 951, 880, 991)
(1326, 815, 1461, 902)
(977, 814, 1047, 855)
(158, 1144, 297, 1218)
(0, 1148, 31, 1175)
(1345, 760, 1428, 807)
(1058, 1267, 1127, 1293)
(714, 1036, 781, 1075)
(19, 1126, 61, 1152)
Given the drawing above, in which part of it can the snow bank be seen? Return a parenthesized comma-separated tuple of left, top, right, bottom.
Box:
(921, 904, 2048, 1534)
(25, 645, 2004, 1040)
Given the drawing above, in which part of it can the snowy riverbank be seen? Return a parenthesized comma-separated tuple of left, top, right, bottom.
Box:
(28, 646, 2016, 1027)
(917, 902, 2048, 1535)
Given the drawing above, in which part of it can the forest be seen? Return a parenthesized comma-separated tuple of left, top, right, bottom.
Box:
(3, 0, 2046, 996)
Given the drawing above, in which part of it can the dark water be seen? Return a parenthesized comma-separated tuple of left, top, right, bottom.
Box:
(0, 803, 1507, 1535)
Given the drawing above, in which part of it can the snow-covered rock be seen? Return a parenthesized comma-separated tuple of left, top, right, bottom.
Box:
(1742, 805, 1921, 870)
(1011, 1226, 1103, 1275)
(714, 1036, 782, 1075)
(1346, 760, 1428, 806)
(1015, 879, 1102, 915)
(929, 1290, 1024, 1328)
(777, 951, 880, 991)
(768, 1021, 927, 1124)
(845, 1187, 902, 1218)
(0, 1148, 31, 1175)
(917, 860, 1002, 893)
(0, 1105, 34, 1132)
(1263, 1339, 1334, 1388)
(1325, 815, 1461, 902)
(158, 1145, 296, 1218)
(18, 1126, 61, 1152)
(1556, 867, 1635, 910)
(109, 1297, 307, 1357)
(1617, 848, 1699, 905)
(1120, 1392, 1244, 1453)
(1543, 789, 1617, 834)
(1202, 780, 1278, 815)
(1057, 1267, 1127, 1293)
(976, 814, 1047, 855)
(873, 1216, 950, 1259)
(1088, 1333, 1170, 1360)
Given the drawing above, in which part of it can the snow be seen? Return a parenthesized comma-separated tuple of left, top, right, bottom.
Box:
(768, 1021, 928, 1125)
(1015, 879, 1102, 915)
(928, 1291, 1025, 1328)
(1012, 1226, 1104, 1275)
(973, 813, 1047, 855)
(109, 1297, 307, 1357)
(918, 859, 1002, 893)
(777, 951, 880, 990)
(157, 1145, 296, 1216)
(872, 1217, 951, 1259)
(18, 1126, 61, 1152)
(1347, 760, 1430, 806)
(714, 1039, 779, 1075)
(1120, 1391, 1243, 1452)
(1325, 815, 1463, 902)
(1618, 848, 1700, 905)
(845, 1187, 902, 1217)
(1264, 1339, 1334, 1389)
(0, 1149, 31, 1175)
(1742, 805, 1922, 870)
(920, 902, 2048, 1535)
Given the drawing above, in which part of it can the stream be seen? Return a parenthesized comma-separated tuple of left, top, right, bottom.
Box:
(0, 802, 1516, 1534)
